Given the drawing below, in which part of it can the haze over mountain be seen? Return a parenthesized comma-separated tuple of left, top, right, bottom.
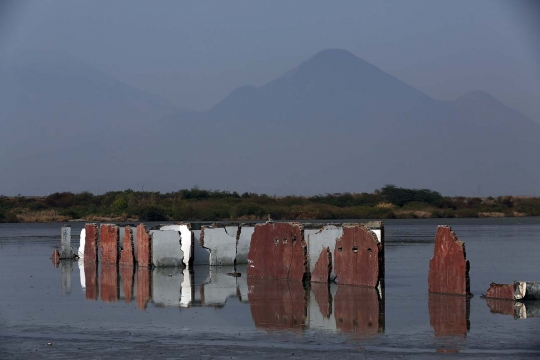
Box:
(1, 49, 539, 196)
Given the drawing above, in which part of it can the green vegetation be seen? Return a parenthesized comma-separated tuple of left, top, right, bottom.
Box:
(0, 185, 539, 223)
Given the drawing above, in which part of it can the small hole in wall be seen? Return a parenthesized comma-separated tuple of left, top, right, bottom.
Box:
(338, 247, 342, 252)
(352, 246, 358, 253)
(274, 237, 279, 245)
(292, 234, 297, 242)
(367, 248, 372, 253)
(282, 237, 288, 244)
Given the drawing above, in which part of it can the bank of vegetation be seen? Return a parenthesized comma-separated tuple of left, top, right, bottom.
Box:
(0, 185, 539, 223)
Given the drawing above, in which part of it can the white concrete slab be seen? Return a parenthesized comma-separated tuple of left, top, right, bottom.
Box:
(149, 230, 184, 267)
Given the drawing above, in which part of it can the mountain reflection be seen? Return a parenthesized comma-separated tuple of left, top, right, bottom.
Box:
(61, 260, 385, 335)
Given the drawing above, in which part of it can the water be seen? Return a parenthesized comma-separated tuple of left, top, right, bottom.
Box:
(1, 218, 540, 358)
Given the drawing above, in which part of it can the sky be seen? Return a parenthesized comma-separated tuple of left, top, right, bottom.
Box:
(1, 0, 539, 120)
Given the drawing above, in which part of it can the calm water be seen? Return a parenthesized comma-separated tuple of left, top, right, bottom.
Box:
(1, 218, 540, 359)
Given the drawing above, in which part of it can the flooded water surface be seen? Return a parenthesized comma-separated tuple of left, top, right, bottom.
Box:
(1, 218, 540, 358)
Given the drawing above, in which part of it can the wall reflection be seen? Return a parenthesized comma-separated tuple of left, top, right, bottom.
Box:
(56, 261, 385, 336)
(428, 293, 470, 338)
(486, 298, 540, 319)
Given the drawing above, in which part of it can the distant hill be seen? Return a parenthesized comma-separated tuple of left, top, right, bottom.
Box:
(1, 49, 539, 196)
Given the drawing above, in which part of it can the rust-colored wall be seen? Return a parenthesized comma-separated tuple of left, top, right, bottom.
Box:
(84, 223, 99, 264)
(137, 267, 151, 310)
(311, 247, 331, 283)
(428, 293, 470, 337)
(247, 222, 307, 281)
(100, 264, 119, 303)
(247, 277, 308, 331)
(84, 262, 98, 300)
(485, 282, 514, 300)
(334, 285, 384, 336)
(120, 265, 134, 303)
(136, 224, 151, 267)
(333, 224, 382, 287)
(100, 224, 119, 265)
(119, 226, 134, 266)
(428, 226, 470, 295)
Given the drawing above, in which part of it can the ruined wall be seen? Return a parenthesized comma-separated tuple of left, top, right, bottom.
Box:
(236, 225, 255, 265)
(428, 226, 470, 296)
(119, 226, 135, 266)
(247, 222, 308, 281)
(78, 228, 86, 258)
(60, 225, 73, 259)
(192, 230, 210, 265)
(84, 224, 99, 264)
(136, 224, 152, 267)
(333, 224, 382, 287)
(100, 224, 119, 265)
(305, 225, 343, 283)
(160, 224, 193, 267)
(200, 224, 239, 266)
(149, 230, 184, 267)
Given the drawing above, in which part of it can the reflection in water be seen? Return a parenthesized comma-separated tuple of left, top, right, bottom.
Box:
(60, 260, 73, 294)
(78, 259, 86, 292)
(100, 264, 119, 303)
(428, 293, 470, 337)
(248, 278, 308, 331)
(334, 285, 384, 336)
(136, 267, 151, 310)
(56, 261, 385, 336)
(120, 265, 134, 303)
(84, 262, 98, 300)
(486, 298, 540, 319)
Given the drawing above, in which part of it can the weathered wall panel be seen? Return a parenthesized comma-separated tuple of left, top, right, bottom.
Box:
(248, 277, 308, 331)
(100, 224, 119, 265)
(306, 225, 343, 282)
(160, 224, 193, 267)
(119, 226, 135, 266)
(60, 225, 73, 259)
(485, 283, 515, 300)
(200, 224, 239, 266)
(78, 228, 86, 258)
(236, 226, 255, 265)
(119, 226, 137, 259)
(333, 224, 382, 287)
(311, 247, 332, 283)
(428, 226, 470, 296)
(84, 224, 99, 265)
(150, 230, 184, 267)
(428, 293, 470, 337)
(136, 224, 152, 268)
(247, 222, 307, 281)
(192, 230, 210, 265)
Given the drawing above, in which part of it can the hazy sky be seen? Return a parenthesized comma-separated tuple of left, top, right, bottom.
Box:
(1, 0, 539, 120)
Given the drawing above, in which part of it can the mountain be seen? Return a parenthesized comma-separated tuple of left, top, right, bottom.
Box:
(1, 49, 539, 196)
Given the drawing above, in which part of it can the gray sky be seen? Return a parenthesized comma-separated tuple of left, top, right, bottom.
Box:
(1, 0, 539, 120)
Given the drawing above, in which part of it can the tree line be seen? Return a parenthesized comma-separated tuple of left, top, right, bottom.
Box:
(1, 185, 539, 222)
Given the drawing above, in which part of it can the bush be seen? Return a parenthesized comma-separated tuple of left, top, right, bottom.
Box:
(137, 206, 167, 221)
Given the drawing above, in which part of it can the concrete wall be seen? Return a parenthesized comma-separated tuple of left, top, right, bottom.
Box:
(200, 224, 239, 266)
(149, 230, 184, 267)
(78, 228, 86, 258)
(60, 225, 73, 259)
(119, 226, 137, 259)
(100, 224, 119, 265)
(160, 224, 193, 267)
(192, 230, 210, 265)
(305, 225, 343, 282)
(236, 226, 255, 265)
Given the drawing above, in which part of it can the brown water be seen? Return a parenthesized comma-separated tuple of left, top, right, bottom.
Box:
(1, 218, 540, 358)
